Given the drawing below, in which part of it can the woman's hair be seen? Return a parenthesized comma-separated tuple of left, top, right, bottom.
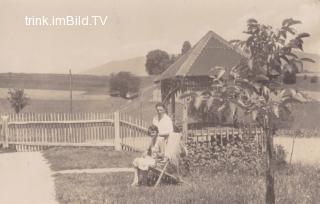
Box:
(147, 125, 159, 135)
(155, 102, 167, 113)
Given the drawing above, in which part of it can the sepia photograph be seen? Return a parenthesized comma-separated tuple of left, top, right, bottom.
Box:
(0, 0, 319, 203)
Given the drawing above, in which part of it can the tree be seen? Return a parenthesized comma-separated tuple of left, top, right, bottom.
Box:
(169, 54, 178, 65)
(181, 41, 191, 55)
(283, 70, 296, 84)
(310, 76, 318, 83)
(109, 72, 141, 98)
(145, 50, 171, 75)
(7, 88, 29, 114)
(181, 18, 313, 204)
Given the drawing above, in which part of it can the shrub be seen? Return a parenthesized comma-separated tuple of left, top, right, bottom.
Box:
(282, 71, 296, 84)
(186, 132, 287, 175)
(7, 88, 29, 113)
(310, 76, 318, 83)
(303, 74, 307, 80)
(274, 144, 287, 168)
(187, 135, 264, 175)
(109, 72, 141, 98)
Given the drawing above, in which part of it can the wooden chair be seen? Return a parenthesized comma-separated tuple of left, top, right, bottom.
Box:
(148, 133, 190, 187)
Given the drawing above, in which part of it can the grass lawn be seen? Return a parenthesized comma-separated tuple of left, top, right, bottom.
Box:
(43, 147, 140, 171)
(46, 147, 320, 204)
(54, 165, 320, 204)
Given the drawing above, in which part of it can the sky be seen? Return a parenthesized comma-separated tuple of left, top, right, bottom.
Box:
(0, 0, 319, 74)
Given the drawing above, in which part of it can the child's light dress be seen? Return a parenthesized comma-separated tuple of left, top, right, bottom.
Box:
(132, 144, 161, 171)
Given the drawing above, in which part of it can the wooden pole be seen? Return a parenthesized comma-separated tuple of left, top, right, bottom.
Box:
(69, 69, 73, 113)
(1, 115, 9, 148)
(154, 161, 169, 188)
(171, 94, 176, 124)
(114, 111, 121, 151)
(140, 90, 143, 122)
(182, 98, 188, 143)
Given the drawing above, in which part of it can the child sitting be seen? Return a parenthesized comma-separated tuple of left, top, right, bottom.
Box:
(131, 125, 163, 186)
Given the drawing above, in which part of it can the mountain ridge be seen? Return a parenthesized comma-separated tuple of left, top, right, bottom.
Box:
(82, 56, 147, 76)
(82, 51, 319, 76)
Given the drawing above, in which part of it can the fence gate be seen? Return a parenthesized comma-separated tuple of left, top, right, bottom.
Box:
(118, 112, 151, 152)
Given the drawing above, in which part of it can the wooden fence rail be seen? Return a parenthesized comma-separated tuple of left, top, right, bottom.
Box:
(188, 126, 265, 151)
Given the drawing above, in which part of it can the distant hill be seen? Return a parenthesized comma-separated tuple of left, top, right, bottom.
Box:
(82, 51, 319, 77)
(83, 56, 147, 76)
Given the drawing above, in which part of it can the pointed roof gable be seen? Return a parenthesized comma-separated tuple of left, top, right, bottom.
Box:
(155, 31, 248, 82)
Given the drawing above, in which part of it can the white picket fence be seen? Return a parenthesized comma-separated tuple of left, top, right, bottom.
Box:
(0, 112, 151, 152)
(0, 112, 266, 152)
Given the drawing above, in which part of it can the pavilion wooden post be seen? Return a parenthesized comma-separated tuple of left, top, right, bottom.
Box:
(1, 115, 9, 148)
(170, 94, 176, 124)
(182, 98, 188, 142)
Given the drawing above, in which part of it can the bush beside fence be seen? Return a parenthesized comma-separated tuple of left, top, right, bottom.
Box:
(186, 126, 266, 174)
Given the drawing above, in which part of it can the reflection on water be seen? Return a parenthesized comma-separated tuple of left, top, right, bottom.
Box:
(0, 88, 109, 101)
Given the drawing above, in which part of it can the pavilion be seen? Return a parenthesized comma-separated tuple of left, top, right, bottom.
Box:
(154, 30, 248, 135)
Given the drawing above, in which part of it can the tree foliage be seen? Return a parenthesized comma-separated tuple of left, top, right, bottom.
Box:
(145, 49, 171, 75)
(182, 18, 313, 127)
(181, 18, 313, 204)
(282, 70, 296, 84)
(181, 41, 192, 55)
(109, 72, 141, 98)
(310, 76, 318, 83)
(169, 54, 178, 65)
(145, 41, 192, 76)
(229, 18, 314, 83)
(7, 88, 29, 113)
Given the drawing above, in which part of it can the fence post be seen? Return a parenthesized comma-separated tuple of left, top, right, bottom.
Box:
(1, 115, 9, 148)
(114, 111, 121, 151)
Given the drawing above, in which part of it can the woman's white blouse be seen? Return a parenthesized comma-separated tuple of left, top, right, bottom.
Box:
(152, 114, 173, 135)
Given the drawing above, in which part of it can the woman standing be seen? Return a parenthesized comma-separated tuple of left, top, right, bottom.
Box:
(152, 103, 174, 154)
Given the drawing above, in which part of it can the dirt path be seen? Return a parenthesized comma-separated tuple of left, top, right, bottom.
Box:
(54, 167, 134, 174)
(0, 152, 58, 204)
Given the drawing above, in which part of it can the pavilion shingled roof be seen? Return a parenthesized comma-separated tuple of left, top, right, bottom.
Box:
(154, 30, 248, 82)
